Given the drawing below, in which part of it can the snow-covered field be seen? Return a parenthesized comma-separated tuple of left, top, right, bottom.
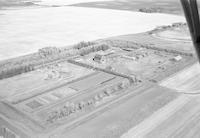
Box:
(0, 6, 185, 60)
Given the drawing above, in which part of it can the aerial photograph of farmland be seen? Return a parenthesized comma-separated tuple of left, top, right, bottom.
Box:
(1, 0, 200, 138)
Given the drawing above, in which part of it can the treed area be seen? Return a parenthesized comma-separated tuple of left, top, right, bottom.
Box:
(0, 0, 35, 8)
(0, 41, 109, 80)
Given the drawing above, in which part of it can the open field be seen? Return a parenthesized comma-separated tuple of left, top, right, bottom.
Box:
(63, 87, 200, 138)
(71, 0, 186, 15)
(121, 94, 190, 138)
(0, 61, 94, 99)
(62, 86, 180, 138)
(153, 27, 191, 42)
(68, 72, 117, 91)
(107, 32, 194, 53)
(144, 95, 200, 138)
(0, 6, 184, 60)
(160, 63, 200, 94)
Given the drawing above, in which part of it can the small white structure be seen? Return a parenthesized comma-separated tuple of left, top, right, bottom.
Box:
(172, 55, 182, 61)
(121, 55, 136, 61)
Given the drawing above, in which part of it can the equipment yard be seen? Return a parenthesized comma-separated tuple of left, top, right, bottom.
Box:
(74, 39, 194, 82)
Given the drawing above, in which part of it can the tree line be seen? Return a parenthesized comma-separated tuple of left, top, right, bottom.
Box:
(46, 80, 131, 123)
(104, 40, 194, 57)
(0, 41, 109, 80)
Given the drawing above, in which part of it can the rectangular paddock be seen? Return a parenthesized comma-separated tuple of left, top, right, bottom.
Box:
(68, 72, 116, 91)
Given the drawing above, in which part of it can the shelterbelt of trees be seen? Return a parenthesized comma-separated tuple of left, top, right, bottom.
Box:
(0, 0, 35, 8)
(104, 39, 193, 57)
(0, 41, 109, 80)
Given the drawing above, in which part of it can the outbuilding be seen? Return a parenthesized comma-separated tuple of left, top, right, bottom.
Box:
(93, 54, 105, 63)
(172, 55, 182, 61)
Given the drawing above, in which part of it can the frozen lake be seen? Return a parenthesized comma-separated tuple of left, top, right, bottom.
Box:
(0, 6, 185, 60)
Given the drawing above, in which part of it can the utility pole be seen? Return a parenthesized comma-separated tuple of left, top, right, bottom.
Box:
(181, 0, 200, 62)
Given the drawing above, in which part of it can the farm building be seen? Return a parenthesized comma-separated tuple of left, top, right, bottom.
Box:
(93, 54, 105, 63)
(171, 55, 182, 61)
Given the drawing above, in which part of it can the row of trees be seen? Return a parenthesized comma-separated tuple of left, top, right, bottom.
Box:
(104, 39, 193, 57)
(79, 44, 109, 56)
(46, 80, 131, 123)
(0, 41, 109, 80)
(68, 58, 137, 83)
(73, 41, 96, 50)
(0, 64, 34, 79)
(38, 47, 61, 57)
(149, 22, 187, 35)
(139, 8, 161, 13)
(139, 44, 193, 57)
(172, 22, 187, 27)
(0, 0, 35, 8)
